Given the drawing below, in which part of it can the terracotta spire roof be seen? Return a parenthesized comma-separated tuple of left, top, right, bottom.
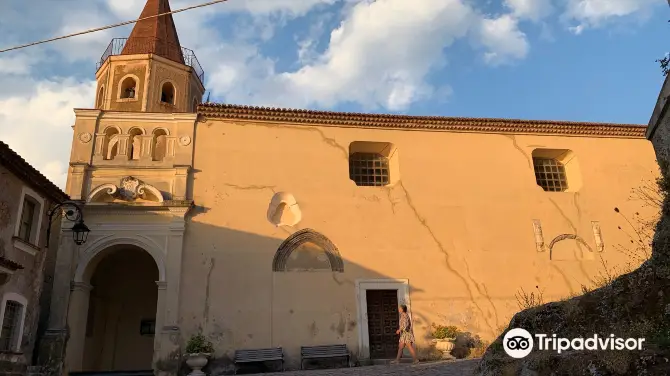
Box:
(121, 0, 184, 64)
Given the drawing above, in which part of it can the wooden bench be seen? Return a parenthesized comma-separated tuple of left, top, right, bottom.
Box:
(300, 344, 350, 370)
(234, 347, 284, 374)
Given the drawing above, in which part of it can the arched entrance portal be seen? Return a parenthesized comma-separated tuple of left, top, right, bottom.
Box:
(68, 243, 164, 372)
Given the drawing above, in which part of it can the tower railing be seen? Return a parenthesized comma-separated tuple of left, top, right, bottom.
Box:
(96, 37, 205, 84)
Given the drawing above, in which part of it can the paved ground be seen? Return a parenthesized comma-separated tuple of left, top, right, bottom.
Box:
(252, 359, 479, 376)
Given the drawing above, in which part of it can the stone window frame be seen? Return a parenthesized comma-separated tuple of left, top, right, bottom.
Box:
(0, 292, 28, 353)
(531, 149, 581, 193)
(116, 74, 140, 102)
(533, 157, 568, 192)
(159, 80, 177, 106)
(348, 141, 399, 187)
(12, 186, 45, 255)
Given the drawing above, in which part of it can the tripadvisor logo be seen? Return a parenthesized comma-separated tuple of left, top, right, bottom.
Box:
(502, 328, 646, 359)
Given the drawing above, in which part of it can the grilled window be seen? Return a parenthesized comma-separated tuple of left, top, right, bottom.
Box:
(0, 301, 23, 352)
(533, 158, 568, 192)
(18, 197, 37, 243)
(349, 152, 390, 186)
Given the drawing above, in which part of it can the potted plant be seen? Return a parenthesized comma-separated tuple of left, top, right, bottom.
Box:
(431, 324, 459, 352)
(184, 333, 215, 376)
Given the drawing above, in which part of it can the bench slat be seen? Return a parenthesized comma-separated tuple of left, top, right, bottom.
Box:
(234, 347, 283, 364)
(301, 344, 349, 359)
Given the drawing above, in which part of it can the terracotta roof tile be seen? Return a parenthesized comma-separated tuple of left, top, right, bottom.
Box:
(0, 141, 69, 203)
(197, 103, 648, 138)
(121, 0, 184, 64)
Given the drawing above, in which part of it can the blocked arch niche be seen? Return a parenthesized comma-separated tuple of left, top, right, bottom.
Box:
(548, 234, 593, 260)
(272, 229, 344, 272)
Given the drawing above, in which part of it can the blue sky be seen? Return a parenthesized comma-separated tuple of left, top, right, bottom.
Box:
(0, 0, 667, 188)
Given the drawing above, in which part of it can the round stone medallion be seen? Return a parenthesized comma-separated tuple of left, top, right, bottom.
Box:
(179, 135, 191, 146)
(79, 132, 92, 143)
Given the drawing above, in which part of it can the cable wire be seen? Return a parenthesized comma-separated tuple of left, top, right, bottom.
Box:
(0, 0, 228, 53)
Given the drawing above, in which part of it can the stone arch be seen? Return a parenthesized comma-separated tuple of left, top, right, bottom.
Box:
(128, 127, 144, 160)
(152, 128, 169, 161)
(272, 229, 344, 272)
(160, 80, 176, 105)
(74, 235, 166, 283)
(548, 234, 594, 260)
(117, 74, 139, 99)
(102, 126, 121, 160)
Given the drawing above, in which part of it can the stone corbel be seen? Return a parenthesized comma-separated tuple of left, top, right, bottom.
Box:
(532, 219, 547, 252)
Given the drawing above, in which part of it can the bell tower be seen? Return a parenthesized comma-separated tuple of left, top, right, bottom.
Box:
(94, 0, 205, 113)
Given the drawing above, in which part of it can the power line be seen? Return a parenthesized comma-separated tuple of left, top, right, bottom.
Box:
(0, 0, 228, 53)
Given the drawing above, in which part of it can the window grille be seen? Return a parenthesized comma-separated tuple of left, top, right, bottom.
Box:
(0, 301, 22, 351)
(349, 152, 390, 186)
(533, 158, 568, 192)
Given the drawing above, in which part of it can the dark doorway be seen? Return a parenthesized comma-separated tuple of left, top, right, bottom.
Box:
(366, 289, 399, 359)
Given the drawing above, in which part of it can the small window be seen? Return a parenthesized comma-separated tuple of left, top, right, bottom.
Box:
(533, 157, 568, 192)
(0, 300, 24, 352)
(18, 197, 37, 243)
(349, 153, 390, 186)
(161, 82, 175, 105)
(120, 77, 137, 99)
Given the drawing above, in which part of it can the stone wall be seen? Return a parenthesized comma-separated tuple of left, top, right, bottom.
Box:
(0, 164, 62, 376)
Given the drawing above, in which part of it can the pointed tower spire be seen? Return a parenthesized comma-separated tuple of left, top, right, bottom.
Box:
(121, 0, 184, 64)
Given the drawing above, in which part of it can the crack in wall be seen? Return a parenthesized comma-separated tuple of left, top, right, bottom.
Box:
(331, 273, 354, 286)
(233, 121, 349, 159)
(547, 197, 591, 280)
(384, 187, 400, 214)
(463, 259, 500, 329)
(550, 263, 576, 296)
(223, 183, 277, 193)
(203, 257, 216, 325)
(395, 181, 495, 333)
(503, 134, 532, 168)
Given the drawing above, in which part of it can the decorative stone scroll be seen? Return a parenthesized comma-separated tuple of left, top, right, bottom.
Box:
(87, 176, 164, 203)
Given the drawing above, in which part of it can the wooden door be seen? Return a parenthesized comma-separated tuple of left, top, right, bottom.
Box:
(366, 289, 399, 359)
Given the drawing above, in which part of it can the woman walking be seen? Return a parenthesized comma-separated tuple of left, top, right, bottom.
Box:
(390, 304, 419, 364)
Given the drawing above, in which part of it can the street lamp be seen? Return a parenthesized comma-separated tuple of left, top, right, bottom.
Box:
(46, 200, 90, 248)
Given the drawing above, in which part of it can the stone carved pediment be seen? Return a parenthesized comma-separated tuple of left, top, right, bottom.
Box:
(88, 177, 164, 203)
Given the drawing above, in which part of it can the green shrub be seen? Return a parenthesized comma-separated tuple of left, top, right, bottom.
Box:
(431, 324, 461, 339)
(185, 333, 214, 354)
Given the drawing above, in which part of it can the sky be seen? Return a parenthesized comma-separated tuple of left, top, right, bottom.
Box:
(0, 0, 668, 189)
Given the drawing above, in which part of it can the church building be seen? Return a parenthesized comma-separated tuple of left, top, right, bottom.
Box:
(41, 0, 659, 375)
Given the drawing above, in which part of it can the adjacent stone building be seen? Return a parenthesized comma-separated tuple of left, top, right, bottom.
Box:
(0, 141, 68, 376)
(46, 0, 660, 375)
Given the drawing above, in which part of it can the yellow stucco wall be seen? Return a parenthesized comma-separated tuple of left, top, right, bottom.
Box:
(176, 118, 658, 362)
